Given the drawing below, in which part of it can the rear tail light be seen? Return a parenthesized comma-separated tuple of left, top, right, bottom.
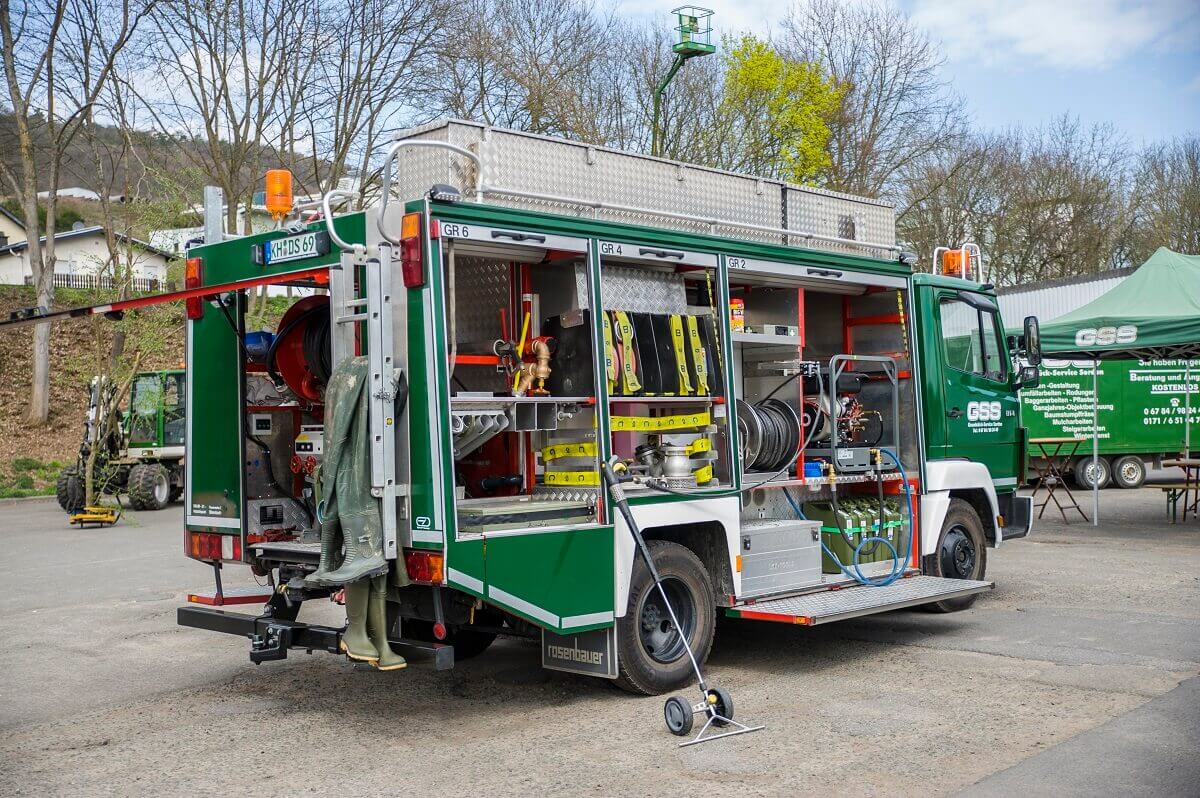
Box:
(185, 257, 204, 319)
(400, 213, 424, 288)
(187, 531, 241, 561)
(403, 549, 444, 584)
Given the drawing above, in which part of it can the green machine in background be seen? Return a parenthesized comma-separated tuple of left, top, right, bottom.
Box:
(57, 369, 186, 514)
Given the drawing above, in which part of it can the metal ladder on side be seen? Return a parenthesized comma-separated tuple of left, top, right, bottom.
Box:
(324, 192, 401, 561)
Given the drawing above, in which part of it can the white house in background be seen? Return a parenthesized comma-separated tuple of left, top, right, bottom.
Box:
(36, 187, 111, 201)
(0, 223, 175, 291)
(0, 206, 25, 248)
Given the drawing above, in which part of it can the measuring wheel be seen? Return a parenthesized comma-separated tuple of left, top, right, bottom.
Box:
(663, 695, 694, 737)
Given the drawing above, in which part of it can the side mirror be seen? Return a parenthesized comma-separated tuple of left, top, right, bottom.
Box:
(1023, 316, 1042, 366)
(1017, 364, 1040, 389)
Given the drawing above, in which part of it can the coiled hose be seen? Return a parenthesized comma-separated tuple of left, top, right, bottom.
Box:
(784, 448, 912, 587)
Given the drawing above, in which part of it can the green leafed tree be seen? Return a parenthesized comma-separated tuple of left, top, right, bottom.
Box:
(702, 35, 843, 184)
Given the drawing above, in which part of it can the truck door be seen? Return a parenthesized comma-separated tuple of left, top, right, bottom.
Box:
(921, 288, 1021, 487)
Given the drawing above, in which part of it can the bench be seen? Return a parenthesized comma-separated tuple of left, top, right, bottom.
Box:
(1157, 484, 1193, 523)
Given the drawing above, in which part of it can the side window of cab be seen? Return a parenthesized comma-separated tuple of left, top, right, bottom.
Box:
(938, 297, 1008, 382)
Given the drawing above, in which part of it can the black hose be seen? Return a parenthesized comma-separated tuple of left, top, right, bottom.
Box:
(266, 302, 331, 390)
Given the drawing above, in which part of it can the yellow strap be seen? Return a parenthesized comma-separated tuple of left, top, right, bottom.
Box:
(669, 314, 693, 395)
(613, 311, 641, 394)
(685, 436, 712, 455)
(610, 410, 712, 432)
(544, 470, 600, 486)
(541, 441, 598, 461)
(602, 314, 617, 393)
(693, 464, 714, 485)
(686, 315, 708, 394)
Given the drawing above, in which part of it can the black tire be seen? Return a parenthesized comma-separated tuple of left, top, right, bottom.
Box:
(615, 540, 716, 696)
(128, 463, 170, 511)
(55, 466, 85, 514)
(1072, 456, 1111, 490)
(664, 695, 694, 736)
(707, 687, 733, 726)
(402, 618, 497, 660)
(923, 498, 987, 613)
(1111, 456, 1146, 489)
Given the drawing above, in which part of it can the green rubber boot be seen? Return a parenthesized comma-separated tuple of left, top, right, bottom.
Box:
(304, 507, 343, 587)
(339, 579, 378, 663)
(367, 575, 407, 671)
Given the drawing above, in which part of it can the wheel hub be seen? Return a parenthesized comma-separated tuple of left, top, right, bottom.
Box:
(636, 577, 695, 664)
(939, 526, 976, 579)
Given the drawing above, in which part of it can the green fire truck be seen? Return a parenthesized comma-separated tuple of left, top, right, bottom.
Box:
(6, 122, 1041, 694)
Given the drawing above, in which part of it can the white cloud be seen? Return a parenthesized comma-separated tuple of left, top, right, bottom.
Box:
(909, 0, 1200, 70)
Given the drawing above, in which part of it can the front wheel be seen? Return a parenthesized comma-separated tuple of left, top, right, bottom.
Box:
(128, 463, 170, 511)
(924, 498, 987, 613)
(614, 540, 716, 696)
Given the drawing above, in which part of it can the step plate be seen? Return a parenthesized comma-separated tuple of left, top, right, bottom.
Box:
(727, 575, 993, 626)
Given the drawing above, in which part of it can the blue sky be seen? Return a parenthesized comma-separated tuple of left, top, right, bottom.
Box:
(620, 0, 1200, 144)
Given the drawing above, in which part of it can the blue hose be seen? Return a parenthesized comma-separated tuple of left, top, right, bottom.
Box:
(783, 448, 914, 588)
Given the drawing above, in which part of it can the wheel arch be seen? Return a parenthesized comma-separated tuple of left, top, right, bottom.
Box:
(615, 496, 740, 617)
(923, 460, 1002, 551)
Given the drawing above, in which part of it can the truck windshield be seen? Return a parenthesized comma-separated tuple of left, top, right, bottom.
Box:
(939, 298, 1007, 381)
(129, 375, 162, 443)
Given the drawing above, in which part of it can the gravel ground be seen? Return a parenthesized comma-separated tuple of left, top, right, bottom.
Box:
(0, 488, 1197, 797)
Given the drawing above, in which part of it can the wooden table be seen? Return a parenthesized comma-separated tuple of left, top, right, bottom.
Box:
(1162, 459, 1200, 521)
(1030, 437, 1089, 523)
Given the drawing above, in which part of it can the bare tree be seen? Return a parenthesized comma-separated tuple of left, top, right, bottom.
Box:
(781, 0, 967, 202)
(1126, 136, 1200, 262)
(0, 0, 147, 424)
(280, 0, 451, 203)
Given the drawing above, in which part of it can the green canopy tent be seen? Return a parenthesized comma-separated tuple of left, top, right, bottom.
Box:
(1035, 248, 1200, 524)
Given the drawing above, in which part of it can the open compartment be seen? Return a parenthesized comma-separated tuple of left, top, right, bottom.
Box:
(439, 234, 601, 537)
(597, 245, 732, 493)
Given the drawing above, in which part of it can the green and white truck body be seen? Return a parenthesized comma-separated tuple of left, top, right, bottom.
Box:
(177, 122, 1038, 690)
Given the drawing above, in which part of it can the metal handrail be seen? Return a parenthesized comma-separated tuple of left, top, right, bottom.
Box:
(378, 139, 483, 244)
(322, 189, 360, 252)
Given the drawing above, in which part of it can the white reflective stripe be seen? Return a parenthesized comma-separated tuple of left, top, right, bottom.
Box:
(993, 477, 1018, 486)
(487, 585, 559, 627)
(447, 567, 483, 594)
(561, 611, 613, 628)
(186, 515, 240, 529)
(221, 535, 233, 559)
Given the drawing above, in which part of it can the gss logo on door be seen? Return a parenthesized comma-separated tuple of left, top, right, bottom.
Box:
(966, 401, 1002, 422)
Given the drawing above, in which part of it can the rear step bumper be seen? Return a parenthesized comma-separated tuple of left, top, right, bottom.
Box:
(177, 606, 455, 670)
(725, 575, 993, 626)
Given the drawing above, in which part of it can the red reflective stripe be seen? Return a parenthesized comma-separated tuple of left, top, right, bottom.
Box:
(735, 610, 811, 625)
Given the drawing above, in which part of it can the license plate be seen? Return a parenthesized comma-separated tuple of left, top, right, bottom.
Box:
(262, 231, 329, 265)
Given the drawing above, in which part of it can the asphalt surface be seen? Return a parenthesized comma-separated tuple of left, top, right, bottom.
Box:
(1, 487, 1197, 796)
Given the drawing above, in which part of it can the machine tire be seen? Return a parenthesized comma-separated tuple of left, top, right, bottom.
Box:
(55, 466, 85, 514)
(924, 498, 987, 613)
(614, 540, 716, 696)
(1111, 456, 1146, 489)
(128, 463, 170, 511)
(1072, 456, 1111, 490)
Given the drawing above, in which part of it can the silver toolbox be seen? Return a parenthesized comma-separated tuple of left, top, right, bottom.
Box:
(392, 120, 895, 257)
(739, 519, 823, 599)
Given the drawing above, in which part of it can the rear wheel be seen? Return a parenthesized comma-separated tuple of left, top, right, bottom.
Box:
(924, 498, 987, 613)
(128, 463, 170, 511)
(1111, 456, 1146, 489)
(55, 466, 84, 514)
(615, 540, 715, 696)
(1073, 456, 1111, 490)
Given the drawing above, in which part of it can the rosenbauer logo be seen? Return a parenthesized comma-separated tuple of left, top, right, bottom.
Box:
(1075, 325, 1137, 347)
